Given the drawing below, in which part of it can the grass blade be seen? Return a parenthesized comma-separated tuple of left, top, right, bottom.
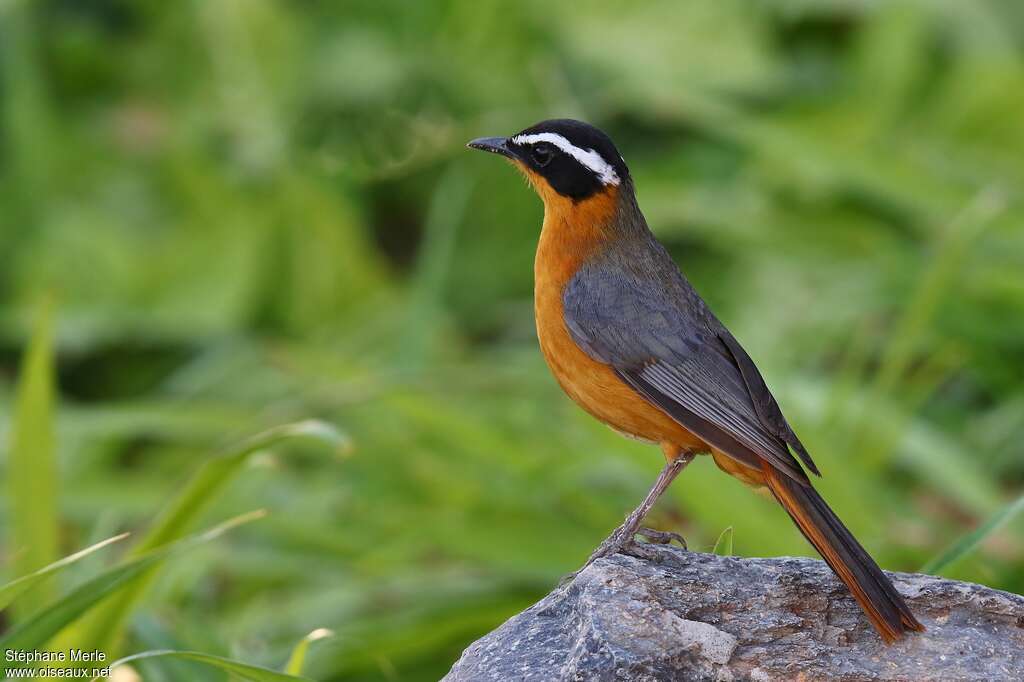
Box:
(284, 628, 333, 676)
(0, 511, 264, 660)
(0, 533, 129, 610)
(712, 526, 734, 556)
(921, 493, 1024, 575)
(138, 420, 347, 554)
(100, 650, 313, 682)
(75, 420, 347, 654)
(6, 298, 59, 620)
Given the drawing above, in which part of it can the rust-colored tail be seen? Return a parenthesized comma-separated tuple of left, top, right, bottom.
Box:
(764, 465, 924, 643)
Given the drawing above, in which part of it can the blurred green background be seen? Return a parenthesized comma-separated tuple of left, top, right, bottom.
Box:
(2, 0, 1023, 680)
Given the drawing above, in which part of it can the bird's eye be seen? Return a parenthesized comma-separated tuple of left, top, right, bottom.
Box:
(532, 144, 553, 167)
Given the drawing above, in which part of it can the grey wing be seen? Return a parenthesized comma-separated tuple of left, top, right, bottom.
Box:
(563, 261, 814, 484)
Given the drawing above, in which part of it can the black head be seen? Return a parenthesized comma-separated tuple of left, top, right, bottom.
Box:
(468, 119, 629, 201)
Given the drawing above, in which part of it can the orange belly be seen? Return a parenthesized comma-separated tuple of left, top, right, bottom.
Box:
(532, 188, 705, 456)
(535, 293, 701, 447)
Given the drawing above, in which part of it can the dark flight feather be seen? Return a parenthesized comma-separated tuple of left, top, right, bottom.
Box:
(717, 329, 820, 475)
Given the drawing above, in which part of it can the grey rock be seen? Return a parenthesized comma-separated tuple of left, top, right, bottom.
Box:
(444, 546, 1024, 681)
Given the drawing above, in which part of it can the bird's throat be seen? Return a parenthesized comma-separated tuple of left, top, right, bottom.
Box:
(534, 185, 620, 289)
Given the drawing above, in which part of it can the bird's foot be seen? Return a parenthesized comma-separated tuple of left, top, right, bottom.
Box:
(621, 539, 661, 562)
(584, 524, 637, 565)
(636, 527, 687, 549)
(623, 528, 686, 563)
(559, 524, 639, 586)
(561, 525, 686, 586)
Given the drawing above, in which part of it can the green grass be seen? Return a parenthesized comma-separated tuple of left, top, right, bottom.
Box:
(0, 512, 265, 661)
(100, 650, 313, 682)
(0, 533, 128, 612)
(6, 299, 59, 621)
(713, 527, 734, 557)
(922, 493, 1024, 576)
(2, 1, 1023, 680)
(74, 420, 347, 655)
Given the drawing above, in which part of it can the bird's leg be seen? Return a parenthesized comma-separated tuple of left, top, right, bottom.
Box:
(578, 453, 694, 573)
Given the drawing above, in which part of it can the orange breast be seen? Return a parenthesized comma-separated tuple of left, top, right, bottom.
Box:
(531, 186, 705, 453)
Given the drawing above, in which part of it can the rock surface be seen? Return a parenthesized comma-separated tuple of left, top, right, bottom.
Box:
(445, 546, 1024, 681)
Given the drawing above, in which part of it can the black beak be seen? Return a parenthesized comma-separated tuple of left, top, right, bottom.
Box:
(467, 136, 515, 159)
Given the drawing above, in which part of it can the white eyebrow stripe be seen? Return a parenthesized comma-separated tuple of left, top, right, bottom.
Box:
(510, 132, 620, 186)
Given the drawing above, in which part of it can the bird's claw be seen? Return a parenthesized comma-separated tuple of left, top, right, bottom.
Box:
(565, 526, 687, 585)
(621, 539, 662, 562)
(636, 527, 687, 549)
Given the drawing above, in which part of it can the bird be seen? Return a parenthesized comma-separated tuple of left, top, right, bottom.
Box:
(467, 119, 924, 643)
